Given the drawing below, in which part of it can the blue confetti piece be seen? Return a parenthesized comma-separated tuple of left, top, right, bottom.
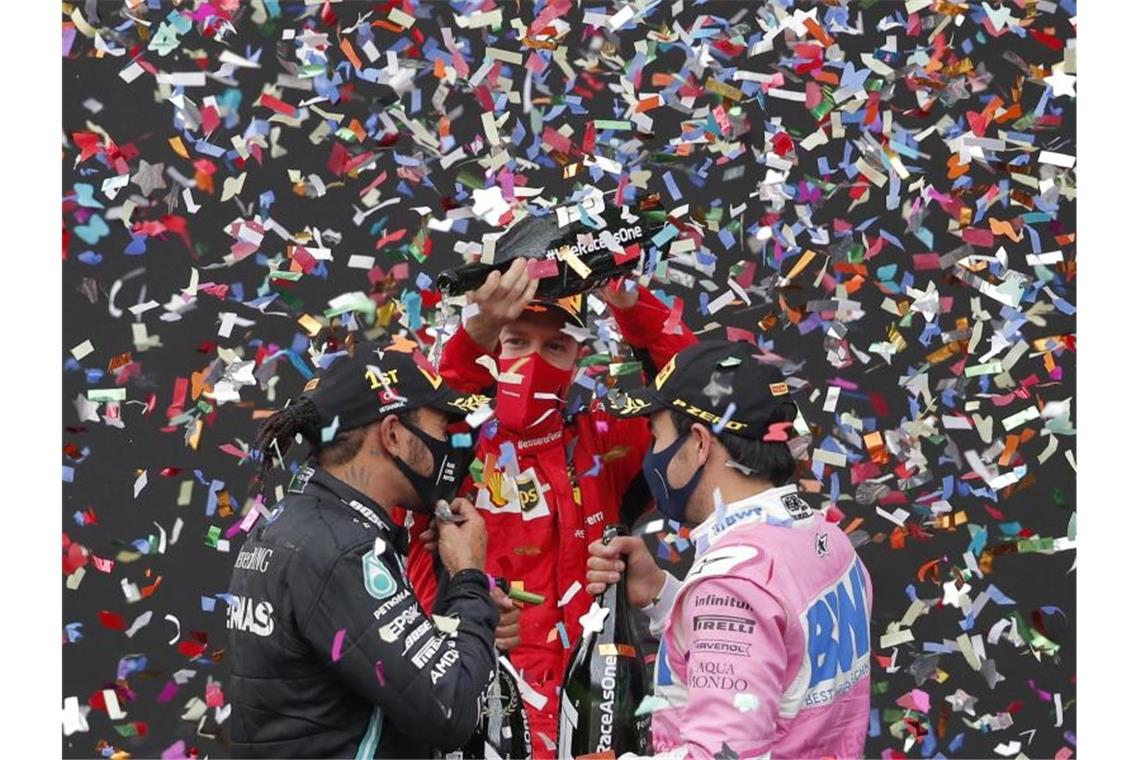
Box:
(63, 466, 75, 483)
(987, 584, 1017, 605)
(967, 526, 988, 557)
(717, 227, 735, 250)
(402, 290, 423, 330)
(73, 182, 104, 209)
(124, 233, 148, 256)
(116, 654, 148, 681)
(450, 432, 473, 448)
(74, 214, 109, 245)
(206, 479, 225, 517)
(711, 402, 737, 434)
(201, 596, 217, 612)
(286, 350, 315, 381)
(498, 441, 517, 468)
(663, 171, 682, 201)
(65, 622, 84, 643)
(651, 224, 679, 248)
(921, 727, 937, 756)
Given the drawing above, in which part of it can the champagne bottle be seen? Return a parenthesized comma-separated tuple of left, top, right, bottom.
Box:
(435, 246, 641, 300)
(454, 654, 532, 760)
(558, 524, 651, 758)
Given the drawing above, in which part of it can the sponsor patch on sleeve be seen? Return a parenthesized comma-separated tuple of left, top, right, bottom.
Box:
(361, 553, 397, 600)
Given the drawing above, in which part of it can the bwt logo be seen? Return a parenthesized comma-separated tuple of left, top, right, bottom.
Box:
(805, 563, 870, 689)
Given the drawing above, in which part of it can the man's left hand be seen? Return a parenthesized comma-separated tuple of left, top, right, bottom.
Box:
(599, 277, 639, 310)
(491, 586, 521, 652)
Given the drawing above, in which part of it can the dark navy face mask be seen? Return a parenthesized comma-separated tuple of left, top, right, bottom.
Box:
(641, 433, 705, 523)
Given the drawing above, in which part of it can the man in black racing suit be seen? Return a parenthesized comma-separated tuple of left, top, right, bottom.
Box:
(226, 338, 513, 758)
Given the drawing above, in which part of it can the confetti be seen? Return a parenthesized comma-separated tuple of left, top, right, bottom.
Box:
(62, 2, 1076, 756)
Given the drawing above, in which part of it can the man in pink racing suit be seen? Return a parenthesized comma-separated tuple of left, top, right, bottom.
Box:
(587, 340, 872, 759)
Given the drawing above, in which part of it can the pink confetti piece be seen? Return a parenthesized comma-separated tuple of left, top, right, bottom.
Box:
(331, 629, 347, 662)
(527, 258, 559, 279)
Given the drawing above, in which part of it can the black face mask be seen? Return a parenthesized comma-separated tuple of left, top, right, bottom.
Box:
(391, 419, 472, 513)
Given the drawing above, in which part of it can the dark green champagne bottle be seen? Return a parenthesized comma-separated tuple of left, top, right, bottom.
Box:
(557, 524, 651, 758)
(454, 653, 532, 759)
(435, 247, 640, 300)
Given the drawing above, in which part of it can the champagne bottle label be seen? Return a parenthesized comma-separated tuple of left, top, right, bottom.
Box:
(558, 524, 651, 757)
(558, 691, 578, 760)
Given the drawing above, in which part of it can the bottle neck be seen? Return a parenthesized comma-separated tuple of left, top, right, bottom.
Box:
(600, 552, 628, 611)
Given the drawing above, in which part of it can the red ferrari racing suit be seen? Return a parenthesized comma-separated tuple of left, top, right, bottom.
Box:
(398, 286, 694, 754)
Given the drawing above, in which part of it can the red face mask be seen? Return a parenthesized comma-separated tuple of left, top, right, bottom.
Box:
(495, 353, 573, 434)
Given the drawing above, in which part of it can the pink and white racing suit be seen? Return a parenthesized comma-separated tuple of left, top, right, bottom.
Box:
(640, 485, 872, 760)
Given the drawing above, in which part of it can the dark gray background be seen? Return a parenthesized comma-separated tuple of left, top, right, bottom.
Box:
(63, 1, 1075, 757)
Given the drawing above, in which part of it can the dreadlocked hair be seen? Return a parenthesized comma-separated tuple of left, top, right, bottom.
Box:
(253, 400, 422, 489)
(253, 398, 322, 486)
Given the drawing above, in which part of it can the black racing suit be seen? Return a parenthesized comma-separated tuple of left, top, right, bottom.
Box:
(226, 466, 498, 758)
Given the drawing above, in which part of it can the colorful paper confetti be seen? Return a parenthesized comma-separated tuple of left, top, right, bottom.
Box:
(62, 1, 1075, 757)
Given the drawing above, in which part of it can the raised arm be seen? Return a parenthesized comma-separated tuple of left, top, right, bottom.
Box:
(439, 257, 540, 392)
(603, 282, 697, 374)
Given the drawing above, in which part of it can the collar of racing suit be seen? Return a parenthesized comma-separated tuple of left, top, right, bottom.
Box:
(690, 483, 817, 557)
(302, 466, 410, 554)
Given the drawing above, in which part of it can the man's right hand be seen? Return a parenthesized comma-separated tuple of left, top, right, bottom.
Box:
(437, 498, 487, 575)
(586, 535, 665, 608)
(464, 258, 540, 352)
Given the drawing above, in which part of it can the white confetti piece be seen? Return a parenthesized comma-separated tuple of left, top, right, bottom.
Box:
(70, 339, 94, 361)
(578, 601, 610, 634)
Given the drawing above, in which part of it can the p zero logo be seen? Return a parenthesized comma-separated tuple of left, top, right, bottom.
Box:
(671, 398, 749, 432)
(801, 562, 871, 707)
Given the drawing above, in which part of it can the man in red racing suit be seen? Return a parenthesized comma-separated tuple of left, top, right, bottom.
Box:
(398, 256, 695, 754)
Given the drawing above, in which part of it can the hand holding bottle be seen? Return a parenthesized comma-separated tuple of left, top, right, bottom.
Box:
(464, 258, 541, 352)
(490, 586, 521, 652)
(585, 534, 665, 608)
(561, 525, 652, 756)
(598, 276, 640, 311)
